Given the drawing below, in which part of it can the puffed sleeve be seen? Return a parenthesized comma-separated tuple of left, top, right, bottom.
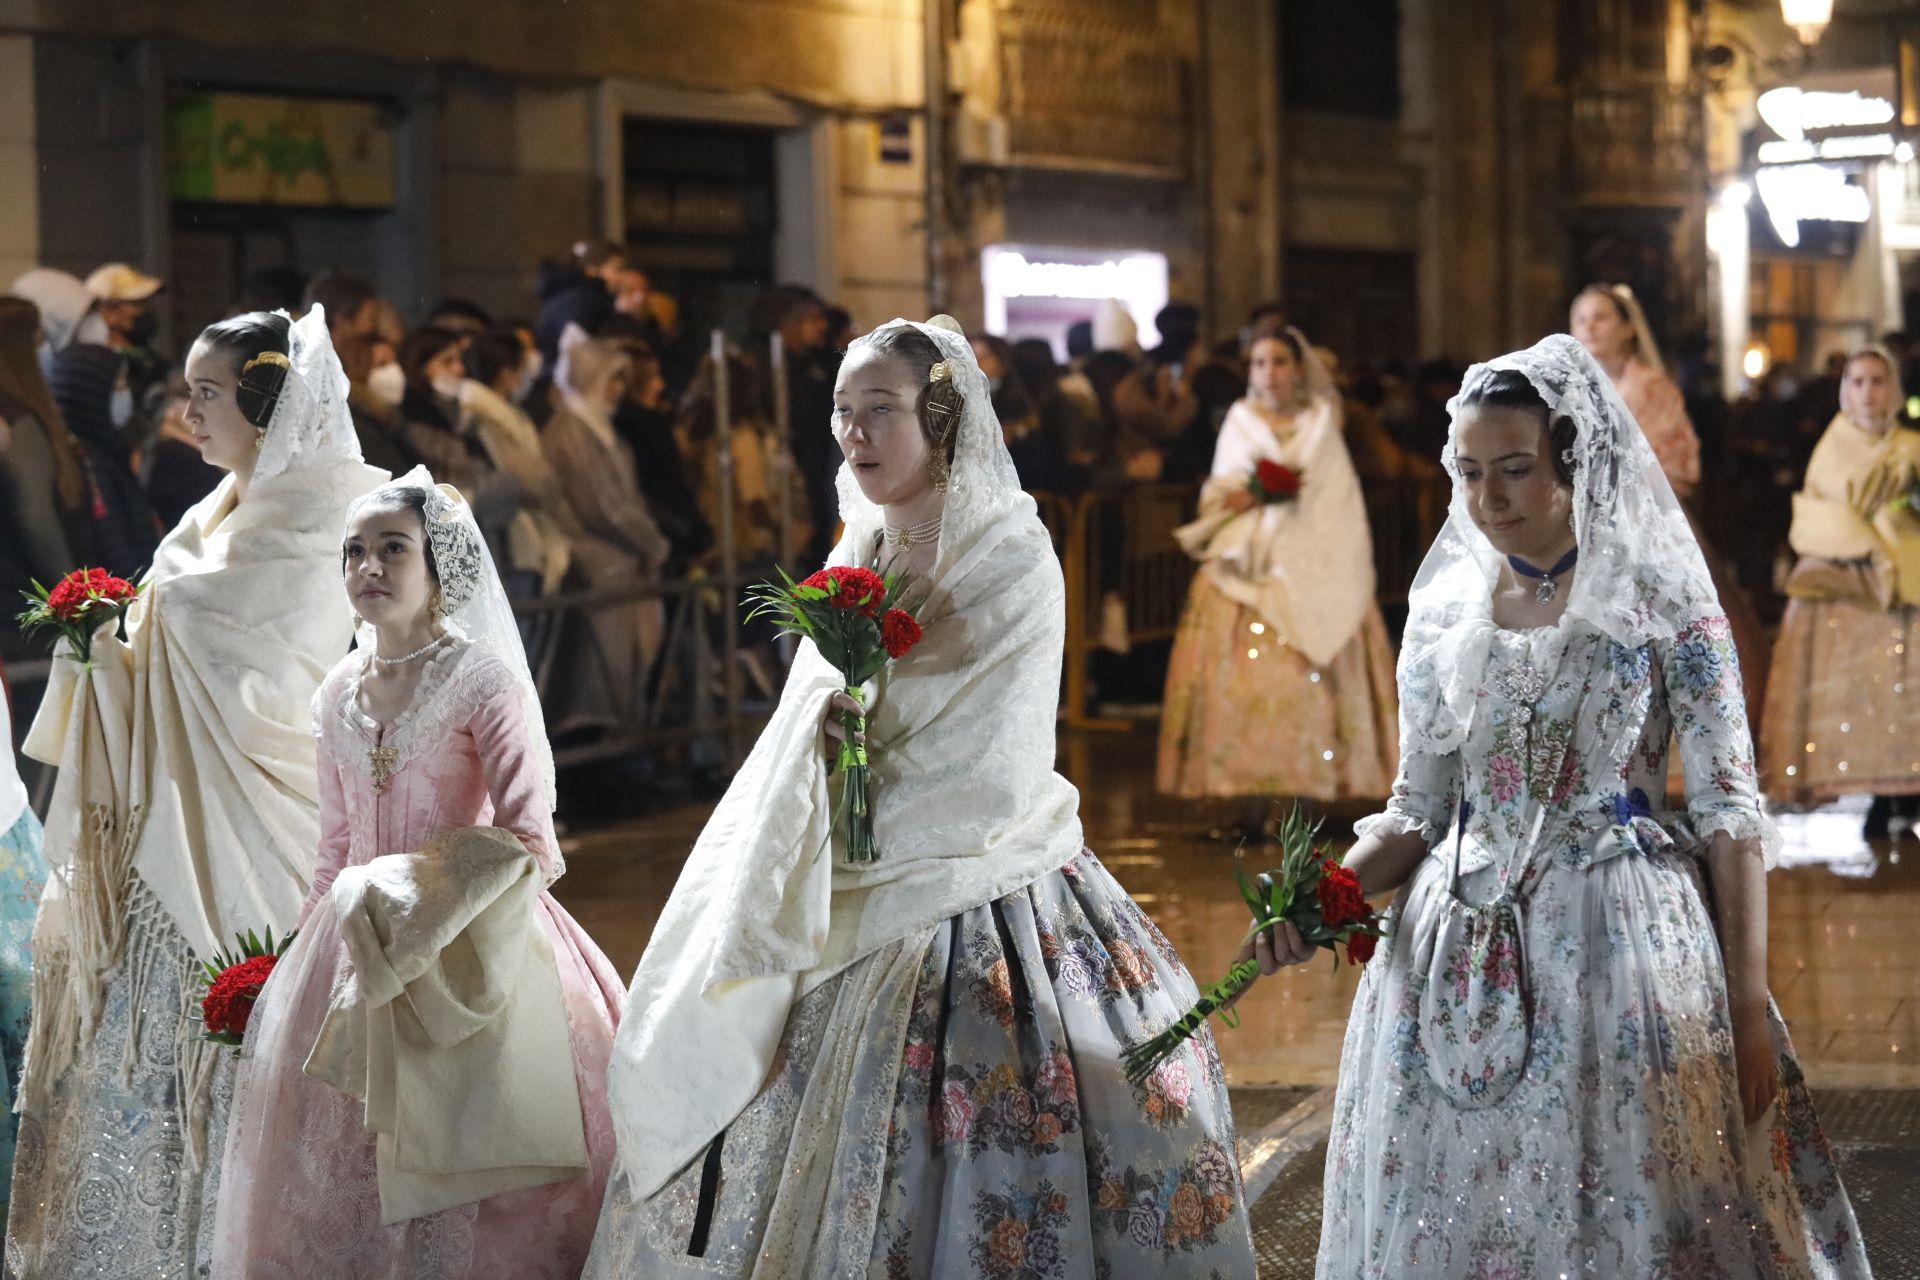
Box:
(466, 659, 563, 881)
(1660, 615, 1780, 866)
(1354, 748, 1459, 848)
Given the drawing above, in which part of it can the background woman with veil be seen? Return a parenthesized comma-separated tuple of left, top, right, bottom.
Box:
(7, 307, 386, 1277)
(1243, 334, 1866, 1278)
(210, 470, 623, 1278)
(586, 317, 1256, 1277)
(1157, 315, 1398, 831)
(1572, 283, 1771, 728)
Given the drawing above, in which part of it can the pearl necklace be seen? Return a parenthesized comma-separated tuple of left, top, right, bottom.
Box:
(370, 632, 448, 667)
(882, 515, 943, 547)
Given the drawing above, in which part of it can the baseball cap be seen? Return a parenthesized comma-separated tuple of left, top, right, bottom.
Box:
(85, 263, 165, 302)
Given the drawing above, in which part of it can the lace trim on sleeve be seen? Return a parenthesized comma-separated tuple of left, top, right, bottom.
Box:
(1691, 809, 1782, 870)
(1353, 808, 1443, 847)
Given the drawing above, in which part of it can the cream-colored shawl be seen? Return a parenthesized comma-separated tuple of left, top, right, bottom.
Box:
(1174, 395, 1377, 667)
(1789, 415, 1920, 605)
(608, 510, 1082, 1198)
(306, 826, 586, 1225)
(23, 459, 386, 1097)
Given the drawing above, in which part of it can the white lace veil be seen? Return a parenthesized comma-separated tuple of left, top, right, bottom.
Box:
(347, 466, 557, 812)
(254, 303, 367, 484)
(1398, 333, 1722, 754)
(831, 317, 1027, 577)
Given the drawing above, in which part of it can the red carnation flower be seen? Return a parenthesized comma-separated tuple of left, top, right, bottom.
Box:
(95, 575, 136, 603)
(802, 566, 888, 615)
(46, 575, 90, 621)
(880, 608, 923, 659)
(1316, 863, 1368, 928)
(201, 953, 279, 1040)
(1346, 932, 1377, 965)
(1255, 460, 1301, 499)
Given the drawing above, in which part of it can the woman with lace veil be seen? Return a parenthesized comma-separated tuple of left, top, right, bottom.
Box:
(209, 469, 624, 1278)
(1761, 346, 1920, 836)
(1157, 316, 1398, 823)
(585, 318, 1256, 1277)
(1572, 283, 1771, 728)
(8, 307, 387, 1277)
(1243, 334, 1867, 1277)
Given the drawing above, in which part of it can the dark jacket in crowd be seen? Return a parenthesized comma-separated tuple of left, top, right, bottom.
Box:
(784, 345, 841, 567)
(535, 264, 615, 368)
(48, 344, 161, 575)
(615, 401, 713, 574)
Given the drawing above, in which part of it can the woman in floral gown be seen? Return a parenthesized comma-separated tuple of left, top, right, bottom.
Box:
(1248, 335, 1868, 1278)
(587, 318, 1256, 1277)
(1158, 318, 1398, 812)
(211, 472, 624, 1278)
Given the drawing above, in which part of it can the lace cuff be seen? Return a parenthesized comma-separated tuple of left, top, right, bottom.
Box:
(1353, 808, 1443, 848)
(1687, 810, 1782, 870)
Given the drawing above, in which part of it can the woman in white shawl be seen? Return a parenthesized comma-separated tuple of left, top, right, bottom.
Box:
(585, 317, 1256, 1277)
(7, 307, 386, 1277)
(1246, 335, 1866, 1278)
(1158, 317, 1398, 819)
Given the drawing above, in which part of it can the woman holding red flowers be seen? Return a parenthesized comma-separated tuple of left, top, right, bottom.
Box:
(589, 319, 1255, 1276)
(1158, 316, 1398, 823)
(8, 306, 386, 1276)
(1247, 336, 1867, 1279)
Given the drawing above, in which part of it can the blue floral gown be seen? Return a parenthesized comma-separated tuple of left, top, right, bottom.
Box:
(1321, 614, 1871, 1278)
(584, 851, 1256, 1278)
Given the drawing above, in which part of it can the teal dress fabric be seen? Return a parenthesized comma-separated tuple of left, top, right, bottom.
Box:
(0, 806, 49, 1224)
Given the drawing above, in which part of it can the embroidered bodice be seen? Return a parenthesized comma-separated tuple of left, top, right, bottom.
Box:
(304, 639, 562, 921)
(1363, 613, 1773, 891)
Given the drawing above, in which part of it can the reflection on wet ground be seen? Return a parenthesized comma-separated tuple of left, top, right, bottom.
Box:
(551, 725, 1920, 1270)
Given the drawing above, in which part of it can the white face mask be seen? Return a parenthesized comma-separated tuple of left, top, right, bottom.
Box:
(367, 361, 406, 406)
(511, 351, 542, 405)
(110, 386, 134, 429)
(431, 373, 465, 403)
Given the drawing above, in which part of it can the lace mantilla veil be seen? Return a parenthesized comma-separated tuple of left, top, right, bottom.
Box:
(346, 467, 557, 812)
(253, 303, 369, 484)
(1398, 334, 1724, 756)
(830, 317, 1027, 576)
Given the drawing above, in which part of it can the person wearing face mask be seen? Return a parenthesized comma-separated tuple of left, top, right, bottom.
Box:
(393, 325, 524, 565)
(1762, 346, 1920, 836)
(84, 263, 170, 427)
(48, 341, 162, 575)
(541, 325, 670, 737)
(1158, 317, 1399, 830)
(457, 325, 573, 606)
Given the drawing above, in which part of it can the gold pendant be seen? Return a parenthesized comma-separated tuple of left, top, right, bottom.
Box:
(369, 746, 399, 796)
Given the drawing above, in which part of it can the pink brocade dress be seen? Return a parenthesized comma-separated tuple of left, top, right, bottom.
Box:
(210, 641, 624, 1280)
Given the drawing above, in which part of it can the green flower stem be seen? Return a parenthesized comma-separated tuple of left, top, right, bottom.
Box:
(1122, 956, 1261, 1085)
(836, 685, 878, 863)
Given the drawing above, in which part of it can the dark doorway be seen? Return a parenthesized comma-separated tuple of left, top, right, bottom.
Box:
(1283, 247, 1419, 370)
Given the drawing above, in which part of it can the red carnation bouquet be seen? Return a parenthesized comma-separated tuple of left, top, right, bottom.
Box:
(17, 567, 144, 663)
(1123, 804, 1386, 1084)
(746, 563, 926, 863)
(196, 928, 296, 1046)
(1250, 459, 1303, 504)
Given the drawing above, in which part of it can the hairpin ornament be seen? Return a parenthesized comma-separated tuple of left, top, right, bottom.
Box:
(928, 360, 952, 385)
(242, 351, 291, 376)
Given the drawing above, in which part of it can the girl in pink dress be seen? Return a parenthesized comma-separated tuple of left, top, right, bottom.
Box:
(211, 468, 624, 1279)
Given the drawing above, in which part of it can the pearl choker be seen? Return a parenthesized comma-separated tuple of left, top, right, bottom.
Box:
(370, 632, 448, 666)
(882, 516, 944, 547)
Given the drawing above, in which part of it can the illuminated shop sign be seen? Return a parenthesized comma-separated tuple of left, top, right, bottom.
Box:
(981, 245, 1170, 348)
(1751, 70, 1903, 249)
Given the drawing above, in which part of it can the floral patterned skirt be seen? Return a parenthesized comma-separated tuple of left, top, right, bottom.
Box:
(1157, 572, 1398, 800)
(0, 808, 48, 1226)
(584, 851, 1257, 1279)
(1761, 596, 1920, 803)
(1320, 846, 1869, 1279)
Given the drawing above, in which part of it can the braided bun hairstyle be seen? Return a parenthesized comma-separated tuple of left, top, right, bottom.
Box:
(196, 311, 293, 429)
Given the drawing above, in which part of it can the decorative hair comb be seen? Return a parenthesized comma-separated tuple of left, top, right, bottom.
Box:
(928, 360, 952, 384)
(242, 351, 291, 376)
